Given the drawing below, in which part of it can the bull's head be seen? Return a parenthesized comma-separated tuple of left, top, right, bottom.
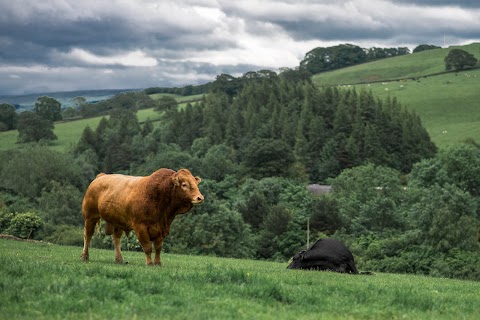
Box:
(173, 169, 204, 205)
(287, 250, 306, 269)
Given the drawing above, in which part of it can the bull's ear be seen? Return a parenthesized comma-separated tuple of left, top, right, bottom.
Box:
(172, 172, 180, 186)
(195, 176, 201, 185)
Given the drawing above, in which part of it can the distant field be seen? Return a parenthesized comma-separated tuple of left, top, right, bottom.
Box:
(354, 68, 480, 146)
(0, 100, 191, 152)
(0, 108, 162, 152)
(149, 93, 204, 102)
(1, 238, 479, 319)
(313, 43, 480, 86)
(313, 43, 480, 147)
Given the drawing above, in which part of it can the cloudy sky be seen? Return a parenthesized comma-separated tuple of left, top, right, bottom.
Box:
(1, 0, 479, 95)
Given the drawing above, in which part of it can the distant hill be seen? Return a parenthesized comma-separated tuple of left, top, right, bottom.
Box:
(312, 42, 480, 85)
(0, 88, 140, 112)
(312, 43, 480, 148)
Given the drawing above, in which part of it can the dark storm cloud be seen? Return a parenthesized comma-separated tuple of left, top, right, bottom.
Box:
(222, 0, 480, 44)
(0, 6, 235, 67)
(1, 0, 479, 95)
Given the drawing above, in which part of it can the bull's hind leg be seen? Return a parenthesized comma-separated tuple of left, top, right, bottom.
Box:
(112, 228, 125, 264)
(81, 217, 99, 261)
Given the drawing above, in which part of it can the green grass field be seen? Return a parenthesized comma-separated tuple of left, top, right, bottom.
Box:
(313, 43, 480, 147)
(1, 238, 479, 320)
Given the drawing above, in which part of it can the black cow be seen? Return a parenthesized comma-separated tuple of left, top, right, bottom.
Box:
(288, 238, 359, 274)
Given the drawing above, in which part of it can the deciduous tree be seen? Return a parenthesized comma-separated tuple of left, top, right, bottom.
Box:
(444, 49, 478, 71)
(34, 96, 62, 122)
(0, 103, 17, 131)
(16, 111, 57, 143)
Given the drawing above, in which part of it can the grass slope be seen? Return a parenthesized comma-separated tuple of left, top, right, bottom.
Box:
(0, 102, 185, 152)
(312, 43, 480, 147)
(312, 43, 480, 85)
(1, 238, 479, 320)
(356, 69, 480, 146)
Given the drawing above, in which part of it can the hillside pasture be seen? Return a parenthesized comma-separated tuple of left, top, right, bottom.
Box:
(313, 43, 480, 148)
(0, 106, 165, 152)
(354, 68, 480, 146)
(312, 43, 480, 86)
(149, 93, 204, 103)
(1, 238, 479, 319)
(0, 94, 201, 152)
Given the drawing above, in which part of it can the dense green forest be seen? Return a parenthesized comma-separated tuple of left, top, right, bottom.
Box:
(0, 70, 479, 281)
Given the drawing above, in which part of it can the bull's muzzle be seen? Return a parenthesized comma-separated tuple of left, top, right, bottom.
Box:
(192, 195, 204, 205)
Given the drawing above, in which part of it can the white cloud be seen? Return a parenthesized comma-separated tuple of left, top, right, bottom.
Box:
(66, 48, 158, 67)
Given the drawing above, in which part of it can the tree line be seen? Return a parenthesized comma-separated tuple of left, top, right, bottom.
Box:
(300, 44, 411, 74)
(299, 43, 478, 75)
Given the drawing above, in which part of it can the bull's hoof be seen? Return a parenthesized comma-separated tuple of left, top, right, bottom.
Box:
(81, 254, 89, 262)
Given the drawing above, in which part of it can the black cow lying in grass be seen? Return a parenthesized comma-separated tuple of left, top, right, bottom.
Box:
(288, 238, 372, 274)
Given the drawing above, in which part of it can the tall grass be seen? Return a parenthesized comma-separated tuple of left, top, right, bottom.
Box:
(1, 239, 479, 319)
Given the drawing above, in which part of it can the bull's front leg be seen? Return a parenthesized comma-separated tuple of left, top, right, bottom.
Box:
(153, 237, 164, 266)
(134, 224, 153, 266)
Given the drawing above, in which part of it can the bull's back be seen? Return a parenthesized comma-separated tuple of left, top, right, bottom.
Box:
(82, 174, 146, 223)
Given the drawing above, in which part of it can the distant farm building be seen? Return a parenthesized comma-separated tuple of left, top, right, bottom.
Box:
(307, 184, 332, 196)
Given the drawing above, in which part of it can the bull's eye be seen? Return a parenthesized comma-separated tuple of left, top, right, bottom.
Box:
(181, 182, 188, 188)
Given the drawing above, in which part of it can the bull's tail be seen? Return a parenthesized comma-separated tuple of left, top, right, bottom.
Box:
(96, 220, 102, 235)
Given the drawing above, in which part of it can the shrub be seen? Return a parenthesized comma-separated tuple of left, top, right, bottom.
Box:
(0, 211, 14, 232)
(4, 212, 44, 239)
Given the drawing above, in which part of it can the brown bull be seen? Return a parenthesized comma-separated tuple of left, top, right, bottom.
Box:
(81, 168, 203, 266)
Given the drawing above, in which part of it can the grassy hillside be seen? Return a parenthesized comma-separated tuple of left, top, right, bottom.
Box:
(312, 43, 480, 147)
(312, 43, 480, 85)
(1, 238, 479, 320)
(0, 100, 195, 152)
(356, 68, 480, 146)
